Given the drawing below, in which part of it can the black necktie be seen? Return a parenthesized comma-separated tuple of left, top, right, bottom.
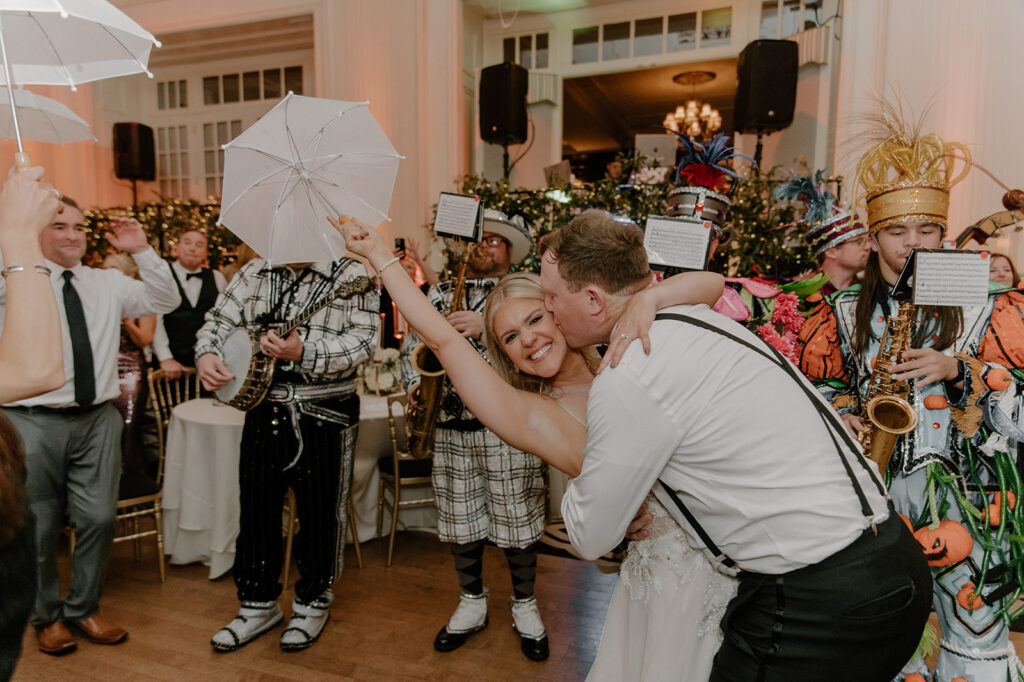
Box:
(62, 271, 95, 406)
(186, 271, 203, 280)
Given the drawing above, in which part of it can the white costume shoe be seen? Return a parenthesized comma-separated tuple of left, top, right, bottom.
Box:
(280, 591, 334, 651)
(511, 596, 549, 661)
(433, 589, 489, 652)
(211, 601, 284, 652)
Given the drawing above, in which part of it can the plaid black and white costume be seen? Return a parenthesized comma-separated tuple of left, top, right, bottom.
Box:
(400, 277, 545, 548)
(196, 258, 378, 604)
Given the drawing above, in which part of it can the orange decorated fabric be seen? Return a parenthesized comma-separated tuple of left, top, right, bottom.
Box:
(977, 291, 1024, 370)
(798, 301, 847, 382)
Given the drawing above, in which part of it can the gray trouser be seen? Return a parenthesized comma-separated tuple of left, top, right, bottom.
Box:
(3, 404, 123, 627)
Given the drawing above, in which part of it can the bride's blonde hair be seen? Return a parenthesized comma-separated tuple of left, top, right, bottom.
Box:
(482, 272, 600, 395)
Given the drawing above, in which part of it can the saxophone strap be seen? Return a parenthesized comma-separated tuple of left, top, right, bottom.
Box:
(653, 312, 887, 568)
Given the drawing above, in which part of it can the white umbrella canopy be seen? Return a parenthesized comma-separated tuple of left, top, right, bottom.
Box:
(218, 93, 404, 265)
(0, 86, 93, 143)
(0, 0, 160, 87)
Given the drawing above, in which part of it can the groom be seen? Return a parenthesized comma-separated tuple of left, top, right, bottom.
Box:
(540, 210, 931, 681)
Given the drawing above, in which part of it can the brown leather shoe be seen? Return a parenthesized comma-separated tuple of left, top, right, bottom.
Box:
(37, 621, 77, 655)
(68, 614, 128, 645)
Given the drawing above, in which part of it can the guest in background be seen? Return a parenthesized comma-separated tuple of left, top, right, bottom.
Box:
(152, 230, 226, 379)
(605, 159, 624, 182)
(221, 242, 257, 282)
(989, 252, 1020, 288)
(0, 164, 63, 680)
(0, 198, 179, 657)
(102, 253, 156, 481)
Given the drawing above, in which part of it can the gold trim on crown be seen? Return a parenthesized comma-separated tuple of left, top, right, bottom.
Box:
(866, 183, 950, 233)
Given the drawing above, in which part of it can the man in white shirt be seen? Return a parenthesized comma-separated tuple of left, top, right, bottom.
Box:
(152, 230, 227, 378)
(0, 198, 180, 656)
(539, 210, 931, 681)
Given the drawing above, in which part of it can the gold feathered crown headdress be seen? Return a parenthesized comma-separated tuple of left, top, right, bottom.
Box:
(854, 102, 971, 233)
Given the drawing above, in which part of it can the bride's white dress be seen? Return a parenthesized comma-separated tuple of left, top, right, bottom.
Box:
(586, 494, 739, 682)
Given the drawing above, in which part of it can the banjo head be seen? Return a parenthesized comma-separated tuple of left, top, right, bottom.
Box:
(215, 329, 254, 404)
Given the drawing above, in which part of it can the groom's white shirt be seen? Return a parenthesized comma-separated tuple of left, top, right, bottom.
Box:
(561, 303, 889, 573)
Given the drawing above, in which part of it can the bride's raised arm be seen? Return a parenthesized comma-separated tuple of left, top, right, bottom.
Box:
(330, 215, 588, 473)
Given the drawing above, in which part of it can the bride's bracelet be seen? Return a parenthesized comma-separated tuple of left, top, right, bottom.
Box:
(1, 264, 52, 278)
(375, 256, 402, 290)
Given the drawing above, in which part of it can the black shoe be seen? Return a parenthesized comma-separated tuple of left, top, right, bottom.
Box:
(433, 617, 488, 652)
(518, 633, 549, 661)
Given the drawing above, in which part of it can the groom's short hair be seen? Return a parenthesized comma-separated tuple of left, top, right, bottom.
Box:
(539, 209, 650, 294)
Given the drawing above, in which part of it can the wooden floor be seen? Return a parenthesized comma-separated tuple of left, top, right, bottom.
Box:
(11, 532, 617, 681)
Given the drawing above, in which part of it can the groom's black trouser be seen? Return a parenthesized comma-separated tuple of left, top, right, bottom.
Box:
(709, 513, 932, 682)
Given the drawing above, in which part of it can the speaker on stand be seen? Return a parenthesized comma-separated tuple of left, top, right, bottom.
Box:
(113, 122, 157, 245)
(733, 39, 799, 169)
(479, 62, 528, 180)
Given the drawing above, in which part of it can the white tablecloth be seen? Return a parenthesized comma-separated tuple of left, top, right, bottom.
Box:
(162, 395, 437, 579)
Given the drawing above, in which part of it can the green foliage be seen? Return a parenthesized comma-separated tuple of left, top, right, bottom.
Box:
(81, 198, 240, 267)
(448, 157, 815, 280)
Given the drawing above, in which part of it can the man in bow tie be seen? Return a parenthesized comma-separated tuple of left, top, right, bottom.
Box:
(152, 230, 226, 378)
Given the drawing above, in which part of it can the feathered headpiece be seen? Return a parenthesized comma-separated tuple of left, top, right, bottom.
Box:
(665, 132, 754, 232)
(854, 102, 971, 233)
(774, 169, 867, 256)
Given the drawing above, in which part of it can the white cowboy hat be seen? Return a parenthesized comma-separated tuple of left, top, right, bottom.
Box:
(482, 209, 533, 264)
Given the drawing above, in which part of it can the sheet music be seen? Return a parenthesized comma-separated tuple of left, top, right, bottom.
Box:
(644, 216, 712, 271)
(434, 193, 481, 239)
(913, 251, 990, 307)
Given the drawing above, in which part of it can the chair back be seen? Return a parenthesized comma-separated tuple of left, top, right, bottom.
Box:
(386, 393, 416, 463)
(147, 368, 200, 484)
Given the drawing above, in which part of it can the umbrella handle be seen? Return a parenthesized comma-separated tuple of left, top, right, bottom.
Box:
(14, 152, 30, 171)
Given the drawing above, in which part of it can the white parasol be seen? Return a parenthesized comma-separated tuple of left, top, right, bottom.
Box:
(218, 92, 404, 265)
(0, 0, 160, 161)
(0, 86, 93, 143)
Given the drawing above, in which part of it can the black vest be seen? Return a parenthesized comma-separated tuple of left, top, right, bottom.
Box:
(166, 266, 218, 366)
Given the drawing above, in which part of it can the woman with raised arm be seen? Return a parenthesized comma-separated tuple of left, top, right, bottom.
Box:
(332, 214, 737, 681)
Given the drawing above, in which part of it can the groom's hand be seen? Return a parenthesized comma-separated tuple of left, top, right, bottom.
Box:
(625, 501, 652, 541)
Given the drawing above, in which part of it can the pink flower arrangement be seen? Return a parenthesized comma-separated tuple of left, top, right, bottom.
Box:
(755, 323, 800, 365)
(770, 292, 804, 335)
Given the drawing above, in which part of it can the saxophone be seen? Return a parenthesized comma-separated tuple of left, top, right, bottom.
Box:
(859, 300, 919, 475)
(406, 243, 475, 459)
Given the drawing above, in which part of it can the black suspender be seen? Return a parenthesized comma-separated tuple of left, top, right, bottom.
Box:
(651, 312, 887, 568)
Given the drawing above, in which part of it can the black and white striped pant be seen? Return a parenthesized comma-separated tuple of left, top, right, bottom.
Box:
(232, 395, 357, 604)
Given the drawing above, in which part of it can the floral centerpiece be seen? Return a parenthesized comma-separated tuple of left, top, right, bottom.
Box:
(361, 347, 402, 395)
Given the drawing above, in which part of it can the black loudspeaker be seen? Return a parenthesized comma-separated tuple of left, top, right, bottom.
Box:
(479, 62, 528, 145)
(734, 40, 799, 133)
(113, 122, 156, 181)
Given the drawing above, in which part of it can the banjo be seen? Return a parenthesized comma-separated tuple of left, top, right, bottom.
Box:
(216, 275, 374, 410)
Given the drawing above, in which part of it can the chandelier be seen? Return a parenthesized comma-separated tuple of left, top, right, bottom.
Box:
(662, 70, 721, 140)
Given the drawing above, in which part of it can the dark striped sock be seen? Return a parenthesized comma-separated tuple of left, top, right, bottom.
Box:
(503, 544, 537, 600)
(451, 541, 485, 595)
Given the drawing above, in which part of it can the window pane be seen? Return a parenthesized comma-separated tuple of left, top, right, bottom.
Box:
(230, 120, 242, 138)
(178, 126, 188, 148)
(701, 7, 732, 46)
(159, 153, 167, 174)
(503, 37, 515, 64)
(168, 126, 177, 148)
(243, 71, 260, 101)
(217, 121, 228, 145)
(602, 22, 630, 60)
(285, 66, 303, 95)
(535, 33, 549, 68)
(634, 17, 663, 56)
(519, 35, 532, 69)
(203, 76, 219, 105)
(804, 0, 822, 30)
(170, 179, 179, 197)
(781, 0, 801, 37)
(180, 152, 189, 176)
(205, 150, 216, 174)
(179, 80, 188, 108)
(169, 152, 178, 176)
(760, 1, 779, 39)
(572, 26, 599, 64)
(263, 69, 281, 99)
(667, 13, 696, 51)
(203, 123, 214, 147)
(218, 149, 225, 171)
(157, 82, 165, 110)
(222, 74, 240, 103)
(168, 82, 177, 109)
(206, 178, 217, 198)
(157, 127, 166, 150)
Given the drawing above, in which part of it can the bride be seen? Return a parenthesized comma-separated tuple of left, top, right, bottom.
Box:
(332, 215, 738, 681)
